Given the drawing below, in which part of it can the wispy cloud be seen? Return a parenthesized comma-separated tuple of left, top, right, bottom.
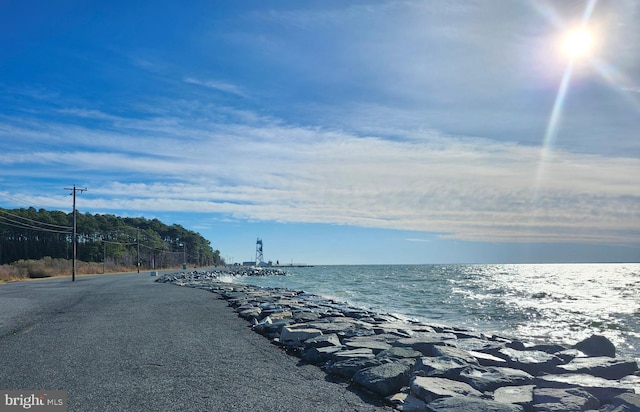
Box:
(1, 105, 637, 246)
(1, 0, 638, 260)
(183, 77, 248, 98)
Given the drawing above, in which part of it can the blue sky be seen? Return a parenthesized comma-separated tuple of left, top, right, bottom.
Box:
(0, 0, 638, 264)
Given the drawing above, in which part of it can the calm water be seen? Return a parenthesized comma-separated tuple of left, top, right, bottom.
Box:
(229, 264, 640, 360)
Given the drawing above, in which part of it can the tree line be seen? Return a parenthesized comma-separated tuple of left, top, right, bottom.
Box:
(0, 207, 222, 269)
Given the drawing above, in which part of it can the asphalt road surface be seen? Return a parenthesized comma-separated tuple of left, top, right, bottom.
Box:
(0, 273, 391, 411)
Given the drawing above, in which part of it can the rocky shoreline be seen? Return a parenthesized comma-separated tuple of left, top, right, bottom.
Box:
(156, 270, 640, 411)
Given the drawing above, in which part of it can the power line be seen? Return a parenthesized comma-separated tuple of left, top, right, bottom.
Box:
(138, 244, 198, 259)
(0, 209, 72, 230)
(0, 191, 35, 208)
(100, 239, 136, 246)
(0, 215, 71, 234)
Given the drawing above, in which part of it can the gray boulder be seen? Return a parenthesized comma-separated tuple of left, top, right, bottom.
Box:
(532, 387, 599, 411)
(377, 347, 423, 361)
(293, 310, 321, 323)
(301, 345, 344, 365)
(431, 345, 479, 365)
(413, 356, 469, 379)
(456, 338, 505, 353)
(620, 374, 640, 393)
(386, 393, 428, 412)
(238, 307, 262, 320)
(332, 348, 376, 361)
(410, 376, 482, 403)
(352, 361, 413, 397)
(555, 348, 587, 363)
(344, 337, 393, 354)
(394, 337, 455, 356)
(527, 343, 568, 354)
(493, 385, 534, 409)
(468, 350, 509, 367)
(325, 357, 384, 379)
(574, 334, 616, 358)
(555, 357, 639, 380)
(306, 318, 369, 336)
(609, 392, 640, 412)
(536, 373, 635, 403)
(279, 325, 323, 348)
(425, 397, 524, 412)
(497, 347, 563, 375)
(459, 366, 534, 392)
(421, 332, 458, 341)
(260, 320, 291, 335)
(303, 333, 341, 349)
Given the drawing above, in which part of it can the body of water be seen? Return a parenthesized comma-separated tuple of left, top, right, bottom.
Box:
(229, 264, 640, 360)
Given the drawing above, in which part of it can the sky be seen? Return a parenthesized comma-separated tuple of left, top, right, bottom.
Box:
(0, 0, 639, 265)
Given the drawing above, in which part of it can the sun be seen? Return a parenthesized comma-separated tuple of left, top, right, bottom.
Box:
(562, 27, 594, 59)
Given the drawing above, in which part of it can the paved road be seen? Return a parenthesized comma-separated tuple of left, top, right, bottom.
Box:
(0, 273, 391, 411)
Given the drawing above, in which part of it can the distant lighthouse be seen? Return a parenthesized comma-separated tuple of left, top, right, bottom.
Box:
(256, 238, 264, 265)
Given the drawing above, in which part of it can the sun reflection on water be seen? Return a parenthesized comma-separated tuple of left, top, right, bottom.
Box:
(458, 263, 640, 357)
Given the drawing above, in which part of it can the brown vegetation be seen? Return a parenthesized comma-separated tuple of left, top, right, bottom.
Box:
(0, 256, 136, 282)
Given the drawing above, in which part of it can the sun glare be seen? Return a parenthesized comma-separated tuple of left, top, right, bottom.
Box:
(562, 28, 594, 59)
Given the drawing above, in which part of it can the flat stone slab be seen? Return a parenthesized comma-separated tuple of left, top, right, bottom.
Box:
(532, 387, 600, 412)
(420, 332, 458, 341)
(425, 397, 525, 412)
(431, 345, 479, 365)
(609, 392, 640, 411)
(555, 357, 639, 380)
(413, 356, 470, 379)
(393, 337, 454, 356)
(344, 337, 393, 354)
(279, 326, 323, 347)
(305, 319, 374, 336)
(620, 374, 640, 393)
(493, 385, 534, 407)
(410, 376, 482, 403)
(333, 347, 376, 361)
(304, 333, 341, 349)
(468, 350, 509, 367)
(456, 338, 506, 353)
(497, 347, 562, 375)
(536, 373, 636, 403)
(376, 346, 423, 361)
(459, 366, 533, 392)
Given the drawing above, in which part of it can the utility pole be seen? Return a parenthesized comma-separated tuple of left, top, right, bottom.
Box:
(64, 185, 87, 282)
(137, 227, 140, 273)
(179, 242, 186, 269)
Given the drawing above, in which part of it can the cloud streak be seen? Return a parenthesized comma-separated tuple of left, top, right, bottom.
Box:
(1, 106, 637, 246)
(0, 0, 638, 263)
(183, 77, 248, 98)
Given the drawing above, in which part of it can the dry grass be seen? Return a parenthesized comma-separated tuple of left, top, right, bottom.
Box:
(0, 265, 22, 282)
(0, 257, 138, 283)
